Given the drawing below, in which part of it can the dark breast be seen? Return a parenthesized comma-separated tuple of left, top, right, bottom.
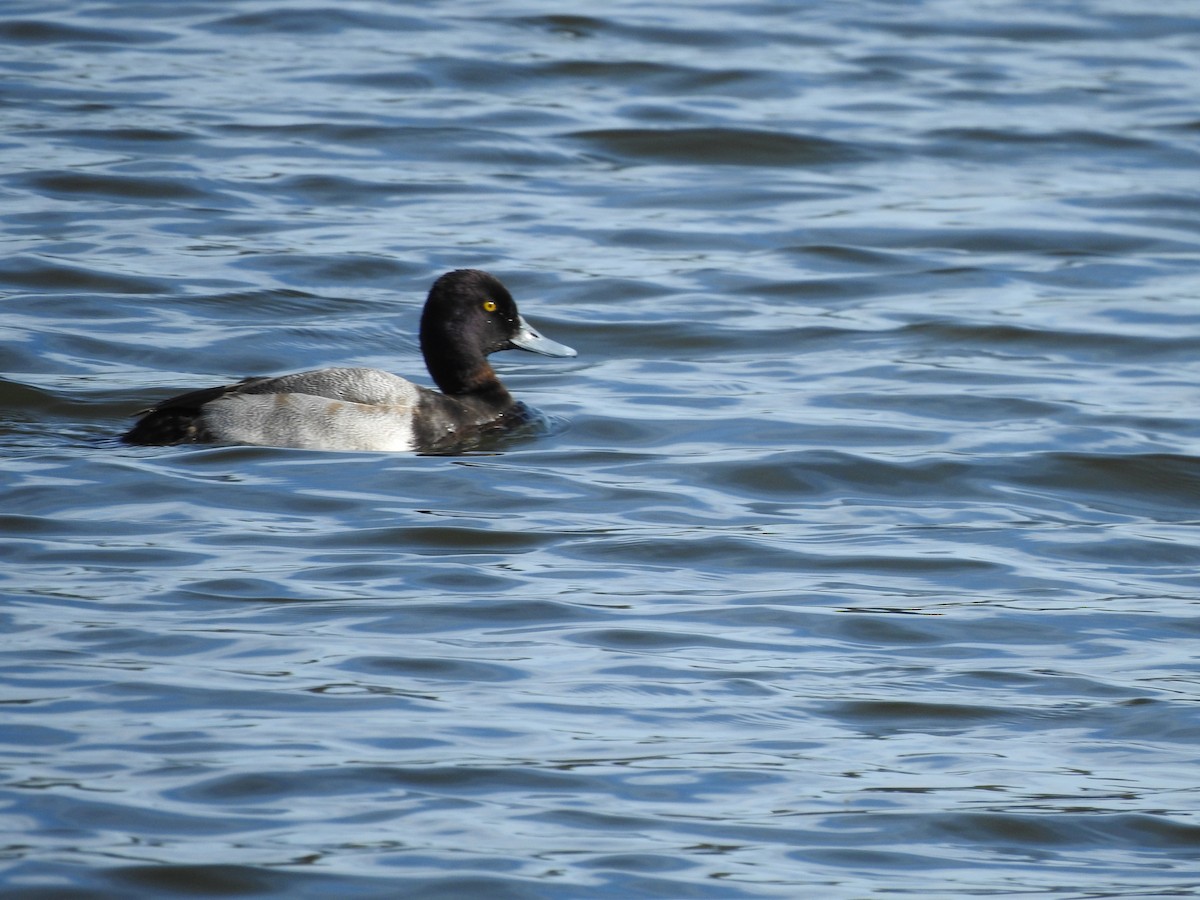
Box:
(410, 392, 532, 452)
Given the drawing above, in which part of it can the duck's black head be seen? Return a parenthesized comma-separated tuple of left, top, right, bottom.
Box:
(420, 269, 574, 396)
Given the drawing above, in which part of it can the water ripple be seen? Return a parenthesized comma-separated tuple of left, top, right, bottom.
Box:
(4, 0, 1200, 897)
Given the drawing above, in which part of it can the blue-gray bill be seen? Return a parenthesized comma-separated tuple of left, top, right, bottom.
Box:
(511, 316, 576, 358)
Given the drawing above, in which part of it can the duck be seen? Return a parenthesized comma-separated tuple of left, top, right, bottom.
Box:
(121, 269, 576, 452)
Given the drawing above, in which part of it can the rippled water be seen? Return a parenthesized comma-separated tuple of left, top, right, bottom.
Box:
(4, 1, 1200, 897)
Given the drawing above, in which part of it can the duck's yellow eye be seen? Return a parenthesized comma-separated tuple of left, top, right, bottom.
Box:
(482, 300, 497, 312)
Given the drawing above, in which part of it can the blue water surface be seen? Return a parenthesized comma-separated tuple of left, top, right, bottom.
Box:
(3, 1, 1200, 897)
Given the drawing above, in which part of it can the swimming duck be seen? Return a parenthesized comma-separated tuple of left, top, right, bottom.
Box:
(121, 269, 576, 452)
